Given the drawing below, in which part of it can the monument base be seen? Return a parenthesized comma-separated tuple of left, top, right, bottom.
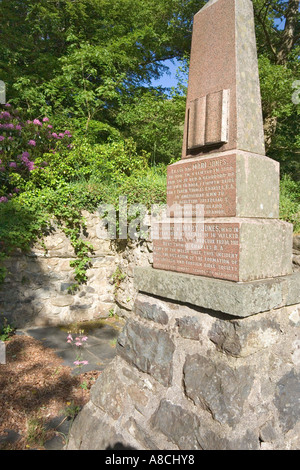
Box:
(67, 290, 300, 450)
(135, 267, 300, 317)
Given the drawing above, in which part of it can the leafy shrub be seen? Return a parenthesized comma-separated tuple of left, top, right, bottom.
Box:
(0, 104, 73, 200)
(280, 175, 300, 233)
(0, 104, 167, 288)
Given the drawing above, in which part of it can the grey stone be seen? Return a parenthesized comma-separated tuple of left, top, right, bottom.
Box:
(151, 400, 202, 450)
(199, 430, 260, 450)
(0, 430, 21, 448)
(275, 370, 300, 433)
(125, 419, 159, 450)
(135, 267, 300, 317)
(70, 303, 92, 310)
(67, 402, 133, 450)
(91, 364, 129, 420)
(117, 320, 175, 387)
(134, 296, 169, 325)
(259, 421, 278, 443)
(293, 254, 300, 266)
(51, 295, 74, 307)
(209, 314, 281, 357)
(176, 316, 202, 340)
(183, 354, 252, 427)
(293, 236, 300, 251)
(60, 282, 74, 292)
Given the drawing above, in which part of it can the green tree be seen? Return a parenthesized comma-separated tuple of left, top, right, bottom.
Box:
(253, 0, 300, 178)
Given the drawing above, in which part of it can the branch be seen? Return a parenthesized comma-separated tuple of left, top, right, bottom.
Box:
(254, 8, 278, 61)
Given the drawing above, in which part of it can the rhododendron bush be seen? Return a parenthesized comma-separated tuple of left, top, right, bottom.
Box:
(0, 102, 166, 289)
(0, 104, 72, 202)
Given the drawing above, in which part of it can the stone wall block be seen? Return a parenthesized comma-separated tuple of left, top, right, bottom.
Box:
(117, 320, 175, 387)
(183, 354, 253, 427)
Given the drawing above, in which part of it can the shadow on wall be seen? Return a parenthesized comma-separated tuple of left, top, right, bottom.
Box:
(0, 212, 119, 329)
(0, 211, 154, 330)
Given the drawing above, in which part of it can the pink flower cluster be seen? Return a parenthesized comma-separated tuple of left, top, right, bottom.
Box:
(67, 333, 88, 345)
(0, 103, 73, 203)
(67, 332, 89, 368)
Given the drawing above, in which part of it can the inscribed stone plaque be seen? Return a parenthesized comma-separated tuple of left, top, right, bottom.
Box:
(167, 154, 236, 217)
(153, 218, 293, 282)
(167, 151, 280, 219)
(153, 222, 240, 282)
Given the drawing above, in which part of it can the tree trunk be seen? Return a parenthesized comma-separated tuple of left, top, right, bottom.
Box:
(277, 0, 300, 65)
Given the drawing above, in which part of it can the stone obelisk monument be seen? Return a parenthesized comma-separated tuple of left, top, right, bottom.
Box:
(67, 0, 300, 450)
(152, 0, 293, 283)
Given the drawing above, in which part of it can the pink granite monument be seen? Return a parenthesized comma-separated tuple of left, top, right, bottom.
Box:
(153, 0, 293, 282)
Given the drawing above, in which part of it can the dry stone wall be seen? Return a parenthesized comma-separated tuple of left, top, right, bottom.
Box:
(0, 216, 298, 330)
(0, 211, 153, 328)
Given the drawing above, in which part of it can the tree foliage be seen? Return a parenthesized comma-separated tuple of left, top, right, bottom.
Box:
(253, 0, 300, 178)
(0, 0, 299, 287)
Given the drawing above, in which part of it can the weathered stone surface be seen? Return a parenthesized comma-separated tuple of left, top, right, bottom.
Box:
(51, 295, 74, 307)
(182, 0, 265, 158)
(176, 316, 202, 340)
(293, 235, 300, 251)
(66, 401, 134, 450)
(209, 313, 281, 357)
(134, 295, 169, 325)
(151, 400, 203, 450)
(126, 419, 159, 450)
(183, 354, 252, 427)
(91, 364, 129, 420)
(0, 212, 153, 328)
(168, 152, 279, 218)
(117, 320, 175, 387)
(67, 292, 300, 450)
(199, 429, 260, 450)
(135, 267, 300, 317)
(153, 218, 293, 282)
(259, 420, 279, 444)
(275, 370, 300, 433)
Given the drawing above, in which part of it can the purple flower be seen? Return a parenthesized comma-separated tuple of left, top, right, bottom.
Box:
(4, 103, 11, 108)
(0, 136, 5, 141)
(6, 123, 14, 129)
(47, 124, 53, 129)
(51, 133, 58, 139)
(9, 162, 17, 168)
(43, 117, 49, 122)
(13, 188, 20, 193)
(0, 167, 5, 172)
(15, 124, 22, 131)
(0, 197, 8, 203)
(1, 111, 11, 119)
(22, 151, 30, 158)
(26, 120, 32, 124)
(33, 119, 42, 126)
(28, 140, 36, 146)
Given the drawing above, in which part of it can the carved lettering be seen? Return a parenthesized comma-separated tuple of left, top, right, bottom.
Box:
(167, 154, 236, 217)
